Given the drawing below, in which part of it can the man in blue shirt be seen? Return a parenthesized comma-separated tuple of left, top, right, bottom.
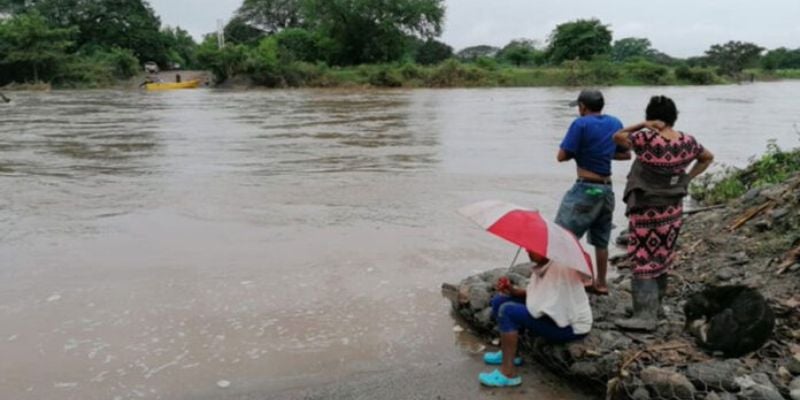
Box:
(555, 90, 630, 295)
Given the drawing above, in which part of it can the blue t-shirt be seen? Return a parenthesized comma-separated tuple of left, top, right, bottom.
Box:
(560, 114, 625, 177)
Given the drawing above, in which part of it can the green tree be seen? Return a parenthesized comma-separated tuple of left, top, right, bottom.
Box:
(19, 0, 167, 65)
(497, 39, 541, 67)
(224, 16, 267, 45)
(686, 56, 710, 68)
(247, 36, 281, 84)
(161, 26, 197, 68)
(647, 50, 679, 66)
(236, 0, 304, 34)
(0, 0, 27, 14)
(546, 18, 612, 64)
(302, 0, 445, 65)
(0, 12, 76, 82)
(414, 39, 453, 65)
(611, 37, 653, 62)
(456, 45, 499, 61)
(274, 27, 336, 63)
(705, 41, 764, 76)
(196, 36, 249, 82)
(761, 47, 800, 70)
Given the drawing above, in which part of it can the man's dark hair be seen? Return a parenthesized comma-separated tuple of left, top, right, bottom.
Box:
(646, 95, 678, 126)
(576, 90, 604, 112)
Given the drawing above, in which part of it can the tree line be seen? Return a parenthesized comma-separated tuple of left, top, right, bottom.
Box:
(1, 0, 799, 87)
(0, 0, 196, 86)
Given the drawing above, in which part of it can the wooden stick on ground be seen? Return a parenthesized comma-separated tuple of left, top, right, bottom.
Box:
(776, 245, 800, 275)
(687, 239, 704, 253)
(650, 343, 691, 352)
(617, 342, 691, 376)
(619, 350, 645, 373)
(728, 202, 773, 231)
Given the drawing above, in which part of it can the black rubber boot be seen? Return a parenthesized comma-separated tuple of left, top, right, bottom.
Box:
(657, 273, 668, 302)
(625, 274, 669, 315)
(616, 278, 660, 332)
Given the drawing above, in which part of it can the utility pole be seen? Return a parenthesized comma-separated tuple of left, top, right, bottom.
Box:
(217, 19, 225, 49)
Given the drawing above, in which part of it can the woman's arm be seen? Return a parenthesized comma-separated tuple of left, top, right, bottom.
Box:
(688, 148, 714, 179)
(496, 277, 526, 298)
(509, 286, 527, 298)
(613, 121, 666, 149)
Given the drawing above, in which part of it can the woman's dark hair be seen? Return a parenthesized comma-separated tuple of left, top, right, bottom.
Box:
(646, 95, 678, 126)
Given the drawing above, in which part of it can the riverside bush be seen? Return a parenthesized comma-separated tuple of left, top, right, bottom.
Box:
(53, 48, 139, 88)
(398, 63, 429, 84)
(586, 58, 622, 84)
(426, 60, 490, 87)
(691, 141, 800, 204)
(247, 51, 280, 85)
(368, 65, 404, 87)
(54, 57, 116, 88)
(475, 56, 499, 71)
(675, 66, 717, 85)
(623, 60, 672, 85)
(92, 47, 139, 79)
(281, 62, 326, 87)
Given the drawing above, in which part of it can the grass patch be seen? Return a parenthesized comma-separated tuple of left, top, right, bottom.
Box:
(773, 69, 800, 79)
(690, 141, 800, 205)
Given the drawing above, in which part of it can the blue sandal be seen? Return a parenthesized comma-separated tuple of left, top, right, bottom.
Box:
(483, 351, 522, 366)
(478, 369, 522, 387)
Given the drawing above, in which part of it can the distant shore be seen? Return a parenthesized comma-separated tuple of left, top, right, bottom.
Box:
(3, 65, 799, 91)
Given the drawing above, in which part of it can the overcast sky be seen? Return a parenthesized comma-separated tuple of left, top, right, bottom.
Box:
(149, 0, 800, 57)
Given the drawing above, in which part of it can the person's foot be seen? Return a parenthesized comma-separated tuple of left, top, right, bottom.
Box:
(483, 350, 522, 366)
(615, 317, 657, 332)
(585, 284, 609, 296)
(478, 369, 522, 387)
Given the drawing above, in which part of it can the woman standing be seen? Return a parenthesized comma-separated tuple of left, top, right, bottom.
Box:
(613, 95, 714, 331)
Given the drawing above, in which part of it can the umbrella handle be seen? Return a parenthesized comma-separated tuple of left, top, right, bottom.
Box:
(508, 247, 523, 269)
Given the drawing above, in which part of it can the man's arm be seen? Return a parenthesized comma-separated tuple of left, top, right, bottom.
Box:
(557, 149, 573, 162)
(614, 150, 632, 161)
(509, 286, 527, 298)
(558, 120, 581, 162)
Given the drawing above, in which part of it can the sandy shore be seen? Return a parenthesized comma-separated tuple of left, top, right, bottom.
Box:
(204, 355, 592, 400)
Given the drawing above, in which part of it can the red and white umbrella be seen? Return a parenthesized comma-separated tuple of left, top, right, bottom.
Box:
(458, 200, 594, 278)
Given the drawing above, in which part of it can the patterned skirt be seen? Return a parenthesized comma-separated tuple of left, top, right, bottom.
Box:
(627, 204, 684, 279)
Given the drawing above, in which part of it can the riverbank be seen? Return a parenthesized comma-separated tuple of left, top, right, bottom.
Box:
(445, 169, 800, 399)
(264, 356, 590, 400)
(4, 64, 799, 91)
(169, 63, 800, 89)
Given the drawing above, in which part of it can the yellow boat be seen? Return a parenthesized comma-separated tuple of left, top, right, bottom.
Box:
(145, 79, 201, 91)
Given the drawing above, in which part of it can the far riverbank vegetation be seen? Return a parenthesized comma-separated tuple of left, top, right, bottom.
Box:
(2, 0, 800, 89)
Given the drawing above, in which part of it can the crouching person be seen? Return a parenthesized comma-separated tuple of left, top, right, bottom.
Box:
(479, 252, 593, 387)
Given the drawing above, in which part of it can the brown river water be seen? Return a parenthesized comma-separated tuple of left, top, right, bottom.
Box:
(1, 83, 799, 399)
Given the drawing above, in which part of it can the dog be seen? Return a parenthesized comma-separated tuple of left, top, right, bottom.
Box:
(684, 285, 774, 358)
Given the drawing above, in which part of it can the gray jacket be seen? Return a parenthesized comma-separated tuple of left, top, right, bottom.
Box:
(623, 159, 690, 214)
